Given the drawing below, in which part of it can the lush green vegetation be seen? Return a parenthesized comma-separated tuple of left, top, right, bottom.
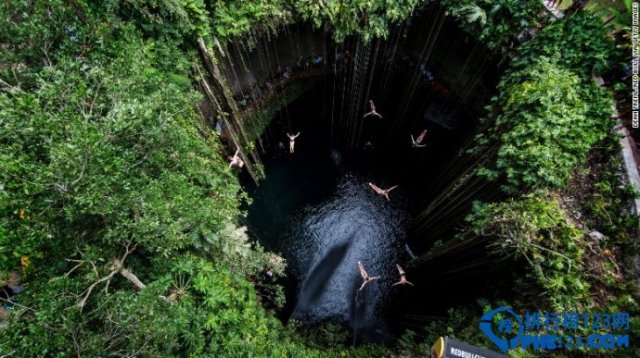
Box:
(439, 0, 547, 51)
(294, 0, 421, 42)
(472, 57, 613, 194)
(0, 0, 434, 355)
(468, 192, 591, 311)
(1, 0, 636, 356)
(423, 7, 639, 357)
(469, 12, 619, 194)
(0, 17, 308, 355)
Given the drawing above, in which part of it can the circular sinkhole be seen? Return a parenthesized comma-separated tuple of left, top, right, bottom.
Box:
(231, 7, 516, 343)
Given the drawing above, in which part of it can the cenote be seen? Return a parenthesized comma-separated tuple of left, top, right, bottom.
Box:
(4, 0, 637, 356)
(232, 5, 516, 343)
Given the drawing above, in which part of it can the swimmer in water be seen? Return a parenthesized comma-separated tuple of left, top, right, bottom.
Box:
(357, 261, 381, 292)
(392, 264, 414, 287)
(229, 148, 244, 169)
(363, 100, 383, 119)
(368, 182, 398, 201)
(411, 129, 428, 148)
(287, 132, 300, 153)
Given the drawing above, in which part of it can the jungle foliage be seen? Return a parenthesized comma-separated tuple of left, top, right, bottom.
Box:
(0, 0, 635, 356)
(0, 20, 306, 355)
(467, 193, 590, 311)
(445, 8, 639, 357)
(0, 0, 439, 355)
(1, 1, 298, 356)
(472, 57, 613, 194)
(439, 0, 547, 51)
(470, 12, 619, 194)
(294, 0, 421, 42)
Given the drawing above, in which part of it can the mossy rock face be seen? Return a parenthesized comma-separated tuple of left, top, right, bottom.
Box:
(243, 78, 318, 142)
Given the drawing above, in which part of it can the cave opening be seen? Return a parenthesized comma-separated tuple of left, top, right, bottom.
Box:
(229, 6, 520, 343)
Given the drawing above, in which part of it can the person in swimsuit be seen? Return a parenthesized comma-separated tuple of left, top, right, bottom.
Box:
(228, 148, 244, 169)
(368, 183, 398, 201)
(357, 261, 381, 292)
(411, 129, 428, 148)
(363, 100, 383, 119)
(392, 264, 414, 287)
(287, 132, 300, 153)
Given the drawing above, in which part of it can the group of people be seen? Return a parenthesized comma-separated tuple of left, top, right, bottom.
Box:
(360, 99, 417, 292)
(234, 52, 335, 110)
(228, 131, 300, 170)
(229, 99, 420, 292)
(229, 100, 429, 191)
(357, 261, 413, 292)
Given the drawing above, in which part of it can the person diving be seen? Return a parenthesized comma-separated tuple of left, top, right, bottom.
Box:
(368, 182, 398, 201)
(392, 264, 414, 287)
(357, 261, 381, 292)
(411, 129, 428, 148)
(363, 100, 383, 119)
(287, 132, 300, 153)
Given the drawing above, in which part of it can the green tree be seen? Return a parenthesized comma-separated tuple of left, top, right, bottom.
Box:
(476, 57, 613, 193)
(440, 0, 545, 51)
(0, 26, 300, 355)
(467, 192, 590, 311)
(293, 0, 421, 42)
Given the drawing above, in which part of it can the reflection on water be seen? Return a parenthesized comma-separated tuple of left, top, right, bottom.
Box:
(245, 149, 409, 341)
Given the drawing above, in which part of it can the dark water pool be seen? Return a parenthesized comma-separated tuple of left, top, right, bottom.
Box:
(241, 76, 420, 342)
(245, 144, 411, 342)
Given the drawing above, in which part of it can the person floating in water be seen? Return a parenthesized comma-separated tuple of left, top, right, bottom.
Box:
(357, 261, 381, 292)
(363, 100, 382, 119)
(411, 129, 428, 148)
(287, 132, 300, 153)
(228, 148, 244, 169)
(392, 264, 414, 287)
(368, 182, 398, 201)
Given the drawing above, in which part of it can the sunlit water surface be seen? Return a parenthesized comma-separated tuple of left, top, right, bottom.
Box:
(245, 147, 410, 341)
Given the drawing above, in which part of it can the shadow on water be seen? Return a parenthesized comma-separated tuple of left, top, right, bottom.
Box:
(294, 241, 351, 313)
(241, 77, 417, 343)
(237, 4, 510, 340)
(247, 158, 410, 341)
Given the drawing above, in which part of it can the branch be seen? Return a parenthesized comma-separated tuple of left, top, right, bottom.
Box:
(0, 296, 35, 312)
(64, 259, 86, 277)
(0, 78, 23, 93)
(78, 241, 139, 310)
(70, 155, 88, 186)
(119, 268, 146, 290)
(77, 268, 119, 310)
(88, 80, 103, 118)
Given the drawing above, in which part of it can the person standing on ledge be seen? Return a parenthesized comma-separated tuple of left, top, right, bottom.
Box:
(363, 100, 383, 119)
(357, 261, 381, 292)
(368, 183, 398, 201)
(287, 132, 300, 154)
(228, 148, 244, 169)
